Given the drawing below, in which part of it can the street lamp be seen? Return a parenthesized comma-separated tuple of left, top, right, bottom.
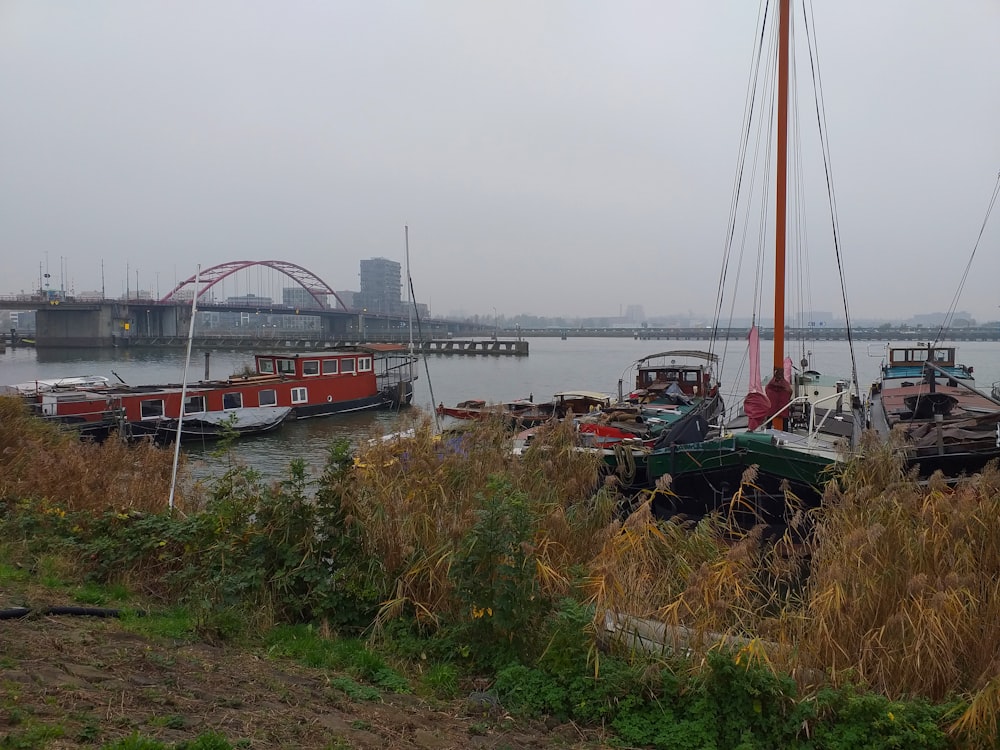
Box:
(492, 307, 498, 340)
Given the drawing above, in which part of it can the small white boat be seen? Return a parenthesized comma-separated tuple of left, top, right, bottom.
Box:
(3, 375, 111, 395)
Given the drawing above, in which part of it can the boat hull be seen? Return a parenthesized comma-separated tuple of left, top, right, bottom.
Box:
(646, 432, 836, 536)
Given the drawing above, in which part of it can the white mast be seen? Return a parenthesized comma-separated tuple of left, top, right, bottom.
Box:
(168, 265, 200, 511)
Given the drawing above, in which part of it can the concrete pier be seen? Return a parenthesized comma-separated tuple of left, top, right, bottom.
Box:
(419, 339, 529, 356)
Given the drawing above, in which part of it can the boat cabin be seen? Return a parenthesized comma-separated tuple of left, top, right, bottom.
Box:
(880, 344, 974, 390)
(254, 351, 373, 379)
(632, 351, 720, 399)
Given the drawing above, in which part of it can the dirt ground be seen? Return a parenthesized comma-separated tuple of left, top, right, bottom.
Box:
(0, 595, 613, 749)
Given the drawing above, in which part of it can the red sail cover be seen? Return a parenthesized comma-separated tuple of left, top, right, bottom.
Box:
(764, 367, 792, 425)
(744, 325, 772, 430)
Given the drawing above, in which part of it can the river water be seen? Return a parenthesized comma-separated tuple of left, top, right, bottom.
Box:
(5, 337, 1000, 481)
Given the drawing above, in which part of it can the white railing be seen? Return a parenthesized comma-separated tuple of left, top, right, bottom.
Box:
(753, 388, 851, 445)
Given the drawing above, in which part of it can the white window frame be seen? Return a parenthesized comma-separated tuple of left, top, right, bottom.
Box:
(257, 358, 275, 374)
(291, 387, 308, 404)
(259, 389, 277, 407)
(277, 358, 296, 375)
(140, 399, 164, 419)
(184, 395, 206, 414)
(358, 356, 372, 373)
(223, 392, 243, 410)
(302, 360, 320, 376)
(340, 358, 355, 375)
(321, 359, 338, 375)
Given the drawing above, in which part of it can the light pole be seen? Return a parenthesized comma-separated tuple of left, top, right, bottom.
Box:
(492, 307, 498, 339)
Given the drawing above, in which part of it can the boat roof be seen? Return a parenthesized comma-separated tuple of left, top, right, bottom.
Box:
(553, 390, 612, 401)
(635, 350, 719, 366)
(255, 344, 410, 357)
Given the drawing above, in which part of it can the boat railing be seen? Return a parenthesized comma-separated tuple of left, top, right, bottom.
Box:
(993, 381, 1000, 402)
(756, 389, 850, 445)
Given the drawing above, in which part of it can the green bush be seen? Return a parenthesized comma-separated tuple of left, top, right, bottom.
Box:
(450, 479, 552, 666)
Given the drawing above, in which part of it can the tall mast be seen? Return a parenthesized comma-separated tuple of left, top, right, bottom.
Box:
(772, 0, 791, 428)
(405, 225, 412, 355)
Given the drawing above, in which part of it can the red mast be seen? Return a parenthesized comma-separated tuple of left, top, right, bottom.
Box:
(772, 0, 791, 430)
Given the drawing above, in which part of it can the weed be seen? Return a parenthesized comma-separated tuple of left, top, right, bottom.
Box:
(327, 677, 381, 702)
(421, 664, 460, 700)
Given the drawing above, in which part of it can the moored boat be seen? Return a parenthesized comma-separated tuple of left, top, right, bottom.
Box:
(629, 0, 866, 537)
(8, 344, 417, 441)
(575, 350, 726, 450)
(437, 390, 613, 428)
(868, 342, 1000, 476)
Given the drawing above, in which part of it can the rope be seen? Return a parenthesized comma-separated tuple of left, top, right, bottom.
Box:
(613, 442, 636, 485)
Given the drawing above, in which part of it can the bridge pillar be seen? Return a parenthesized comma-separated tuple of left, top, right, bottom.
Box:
(35, 302, 130, 347)
(322, 314, 349, 336)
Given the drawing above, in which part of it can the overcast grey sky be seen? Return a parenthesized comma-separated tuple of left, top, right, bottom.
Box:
(1, 1, 998, 320)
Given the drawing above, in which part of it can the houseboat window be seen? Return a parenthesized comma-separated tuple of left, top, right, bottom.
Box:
(258, 358, 275, 374)
(184, 395, 206, 414)
(223, 392, 243, 410)
(291, 387, 308, 404)
(277, 359, 296, 375)
(259, 389, 277, 407)
(303, 360, 320, 376)
(684, 371, 699, 383)
(341, 358, 355, 374)
(358, 357, 372, 372)
(935, 349, 949, 362)
(140, 399, 164, 419)
(322, 359, 338, 375)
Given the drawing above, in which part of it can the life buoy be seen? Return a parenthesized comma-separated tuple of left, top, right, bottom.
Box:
(327, 395, 333, 402)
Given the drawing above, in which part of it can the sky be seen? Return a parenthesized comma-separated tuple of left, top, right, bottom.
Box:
(1, 1, 998, 322)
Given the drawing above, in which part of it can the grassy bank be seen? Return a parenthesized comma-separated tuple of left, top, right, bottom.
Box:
(2, 395, 998, 748)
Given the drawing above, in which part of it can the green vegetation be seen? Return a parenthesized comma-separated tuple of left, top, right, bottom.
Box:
(1, 395, 999, 748)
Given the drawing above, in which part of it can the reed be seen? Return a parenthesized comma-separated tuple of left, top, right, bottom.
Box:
(0, 395, 185, 514)
(346, 414, 611, 635)
(800, 436, 1000, 740)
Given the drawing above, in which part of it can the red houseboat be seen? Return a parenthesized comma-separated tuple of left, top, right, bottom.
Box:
(7, 344, 417, 442)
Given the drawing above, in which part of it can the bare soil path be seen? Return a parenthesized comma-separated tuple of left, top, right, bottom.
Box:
(0, 607, 611, 749)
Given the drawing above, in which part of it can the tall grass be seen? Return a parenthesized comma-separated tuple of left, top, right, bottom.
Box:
(347, 415, 614, 634)
(5, 393, 1000, 741)
(0, 396, 184, 513)
(802, 434, 1000, 704)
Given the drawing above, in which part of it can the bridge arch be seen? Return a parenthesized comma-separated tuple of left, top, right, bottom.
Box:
(160, 260, 349, 310)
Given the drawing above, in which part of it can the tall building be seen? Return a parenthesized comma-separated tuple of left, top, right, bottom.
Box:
(356, 257, 402, 316)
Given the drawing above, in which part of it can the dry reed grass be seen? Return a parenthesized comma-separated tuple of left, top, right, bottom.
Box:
(0, 395, 185, 514)
(348, 414, 613, 627)
(800, 434, 1000, 741)
(559, 426, 1000, 741)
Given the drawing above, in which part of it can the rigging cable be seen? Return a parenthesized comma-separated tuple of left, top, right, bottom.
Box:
(930, 170, 1000, 348)
(803, 0, 860, 398)
(712, 0, 771, 370)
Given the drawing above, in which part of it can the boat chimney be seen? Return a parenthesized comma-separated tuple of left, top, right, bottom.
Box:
(204, 351, 210, 381)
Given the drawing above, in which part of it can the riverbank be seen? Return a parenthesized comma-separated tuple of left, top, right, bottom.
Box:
(1, 396, 996, 748)
(0, 602, 605, 749)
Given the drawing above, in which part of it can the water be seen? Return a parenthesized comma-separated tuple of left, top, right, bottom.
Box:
(5, 337, 1000, 480)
